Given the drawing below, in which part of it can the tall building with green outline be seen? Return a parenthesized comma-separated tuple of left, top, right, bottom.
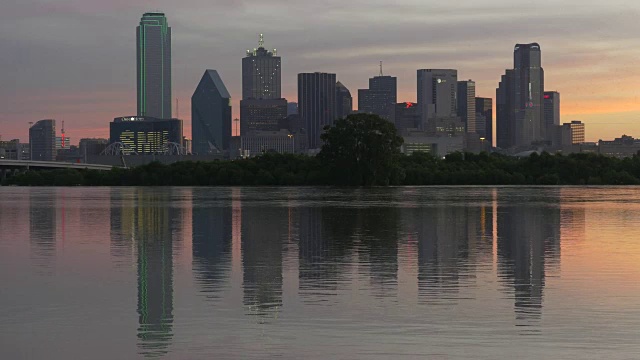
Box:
(137, 12, 171, 119)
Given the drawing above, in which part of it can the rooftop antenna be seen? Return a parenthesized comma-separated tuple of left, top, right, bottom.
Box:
(379, 61, 383, 76)
(259, 33, 264, 48)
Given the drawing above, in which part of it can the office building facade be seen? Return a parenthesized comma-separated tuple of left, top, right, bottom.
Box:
(358, 75, 397, 123)
(137, 12, 171, 119)
(240, 98, 288, 134)
(110, 116, 182, 154)
(496, 70, 514, 149)
(457, 80, 476, 133)
(513, 43, 545, 146)
(29, 119, 56, 161)
(192, 70, 232, 154)
(544, 91, 560, 130)
(335, 81, 353, 120)
(242, 34, 281, 100)
(298, 73, 337, 149)
(417, 69, 458, 129)
(475, 97, 493, 145)
(395, 102, 421, 133)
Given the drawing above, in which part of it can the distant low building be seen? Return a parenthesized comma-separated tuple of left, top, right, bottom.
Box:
(401, 130, 464, 157)
(0, 139, 29, 160)
(79, 138, 108, 161)
(598, 135, 640, 158)
(236, 130, 307, 158)
(395, 102, 421, 132)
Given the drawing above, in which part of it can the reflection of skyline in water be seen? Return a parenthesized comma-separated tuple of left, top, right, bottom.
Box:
(29, 189, 57, 271)
(497, 189, 561, 324)
(103, 187, 568, 353)
(192, 188, 233, 299)
(110, 189, 176, 358)
(241, 200, 285, 317)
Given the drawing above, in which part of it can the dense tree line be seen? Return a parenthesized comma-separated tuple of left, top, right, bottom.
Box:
(5, 151, 640, 187)
(4, 114, 640, 186)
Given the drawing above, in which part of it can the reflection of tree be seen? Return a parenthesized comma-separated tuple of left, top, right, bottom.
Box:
(29, 189, 57, 271)
(497, 189, 561, 324)
(192, 188, 232, 300)
(133, 189, 177, 358)
(242, 204, 285, 317)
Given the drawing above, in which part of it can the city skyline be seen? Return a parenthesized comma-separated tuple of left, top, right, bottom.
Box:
(2, 1, 640, 143)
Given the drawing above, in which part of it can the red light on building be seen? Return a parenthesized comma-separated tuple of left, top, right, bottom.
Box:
(405, 102, 415, 108)
(544, 95, 550, 99)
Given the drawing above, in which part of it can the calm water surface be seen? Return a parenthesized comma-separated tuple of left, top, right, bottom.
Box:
(1, 187, 640, 359)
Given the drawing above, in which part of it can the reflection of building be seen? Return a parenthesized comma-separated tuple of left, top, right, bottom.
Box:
(127, 190, 177, 357)
(137, 12, 171, 119)
(29, 119, 56, 161)
(497, 189, 560, 322)
(241, 204, 284, 316)
(298, 72, 337, 149)
(192, 69, 232, 154)
(359, 206, 400, 297)
(109, 116, 183, 154)
(192, 189, 232, 298)
(298, 207, 338, 297)
(415, 206, 470, 301)
(29, 189, 57, 269)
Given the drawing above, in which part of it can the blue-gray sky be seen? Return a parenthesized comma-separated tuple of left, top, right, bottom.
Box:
(2, 0, 640, 142)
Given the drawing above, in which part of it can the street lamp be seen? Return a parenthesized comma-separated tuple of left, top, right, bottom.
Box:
(287, 134, 294, 154)
(480, 137, 486, 152)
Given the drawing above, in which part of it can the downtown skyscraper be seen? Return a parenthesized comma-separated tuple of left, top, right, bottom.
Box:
(136, 12, 171, 119)
(192, 70, 232, 154)
(496, 43, 545, 149)
(240, 35, 285, 135)
(457, 80, 476, 133)
(242, 34, 281, 100)
(298, 73, 337, 149)
(417, 69, 458, 130)
(358, 69, 397, 123)
(137, 12, 171, 119)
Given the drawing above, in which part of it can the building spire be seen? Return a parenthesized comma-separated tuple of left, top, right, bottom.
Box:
(259, 33, 264, 48)
(379, 61, 383, 76)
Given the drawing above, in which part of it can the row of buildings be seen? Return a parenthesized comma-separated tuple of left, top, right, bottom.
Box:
(5, 12, 640, 163)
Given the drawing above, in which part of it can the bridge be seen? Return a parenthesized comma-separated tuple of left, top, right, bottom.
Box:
(0, 160, 114, 179)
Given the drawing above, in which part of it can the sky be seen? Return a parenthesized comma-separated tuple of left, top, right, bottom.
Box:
(2, 0, 640, 145)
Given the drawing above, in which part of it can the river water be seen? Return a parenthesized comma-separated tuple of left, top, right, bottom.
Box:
(1, 187, 639, 359)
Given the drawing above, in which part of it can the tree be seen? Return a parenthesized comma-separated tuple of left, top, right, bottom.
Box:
(319, 113, 404, 186)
